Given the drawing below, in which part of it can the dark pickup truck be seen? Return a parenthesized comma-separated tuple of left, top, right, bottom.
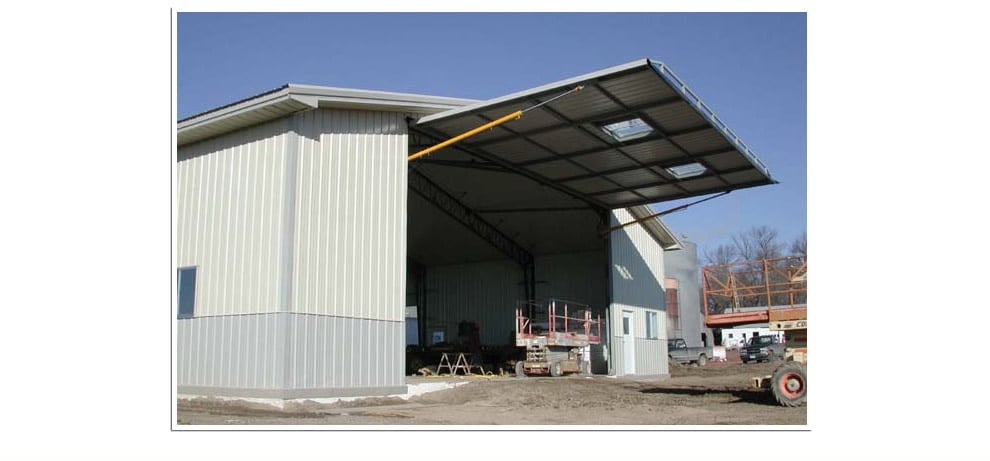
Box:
(741, 335, 785, 363)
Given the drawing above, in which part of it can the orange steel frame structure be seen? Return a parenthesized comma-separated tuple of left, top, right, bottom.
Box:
(702, 256, 807, 328)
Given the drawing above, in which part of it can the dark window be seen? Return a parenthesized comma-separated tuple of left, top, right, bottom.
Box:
(177, 267, 197, 319)
(666, 287, 680, 333)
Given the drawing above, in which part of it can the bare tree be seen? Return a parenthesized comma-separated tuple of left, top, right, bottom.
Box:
(733, 225, 784, 261)
(790, 231, 807, 259)
(703, 243, 737, 267)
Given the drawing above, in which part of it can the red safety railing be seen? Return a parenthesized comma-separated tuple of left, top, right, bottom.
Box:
(515, 298, 601, 343)
(702, 256, 807, 328)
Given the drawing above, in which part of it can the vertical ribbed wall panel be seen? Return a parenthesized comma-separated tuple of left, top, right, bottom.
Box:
(177, 313, 403, 393)
(424, 252, 608, 346)
(177, 119, 288, 316)
(610, 209, 665, 311)
(292, 109, 406, 323)
(535, 251, 608, 311)
(425, 259, 523, 345)
(609, 209, 667, 376)
(176, 314, 282, 390)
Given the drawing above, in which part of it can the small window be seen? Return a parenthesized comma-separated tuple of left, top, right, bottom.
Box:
(601, 118, 653, 142)
(666, 162, 706, 179)
(622, 316, 631, 335)
(177, 267, 197, 319)
(646, 311, 659, 339)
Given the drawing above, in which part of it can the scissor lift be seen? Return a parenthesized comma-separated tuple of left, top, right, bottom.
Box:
(514, 299, 602, 377)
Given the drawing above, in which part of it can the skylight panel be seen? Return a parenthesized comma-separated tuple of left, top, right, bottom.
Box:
(601, 118, 653, 142)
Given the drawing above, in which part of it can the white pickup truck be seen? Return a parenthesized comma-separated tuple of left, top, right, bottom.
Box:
(667, 338, 712, 366)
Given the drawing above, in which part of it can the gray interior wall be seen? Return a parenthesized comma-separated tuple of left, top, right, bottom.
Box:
(424, 259, 523, 346)
(664, 240, 706, 348)
(422, 250, 608, 347)
(534, 251, 608, 311)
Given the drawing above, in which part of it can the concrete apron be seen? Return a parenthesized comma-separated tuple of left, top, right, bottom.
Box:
(176, 379, 470, 410)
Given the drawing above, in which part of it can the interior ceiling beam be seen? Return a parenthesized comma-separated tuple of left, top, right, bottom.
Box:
(408, 168, 534, 269)
(415, 158, 511, 173)
(408, 123, 612, 211)
(475, 206, 594, 214)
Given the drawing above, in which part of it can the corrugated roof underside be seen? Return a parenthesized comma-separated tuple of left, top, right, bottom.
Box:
(414, 59, 774, 210)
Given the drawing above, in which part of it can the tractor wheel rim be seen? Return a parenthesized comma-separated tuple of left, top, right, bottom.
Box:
(780, 372, 804, 398)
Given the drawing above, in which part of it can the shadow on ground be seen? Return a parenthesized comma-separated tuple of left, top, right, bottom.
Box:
(638, 386, 779, 405)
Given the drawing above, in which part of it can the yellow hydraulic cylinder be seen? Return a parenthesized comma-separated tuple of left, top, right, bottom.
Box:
(408, 110, 523, 162)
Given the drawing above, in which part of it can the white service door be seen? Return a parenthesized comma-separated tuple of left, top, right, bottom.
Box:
(622, 310, 635, 374)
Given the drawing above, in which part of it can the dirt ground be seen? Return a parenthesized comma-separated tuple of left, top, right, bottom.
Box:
(176, 352, 805, 426)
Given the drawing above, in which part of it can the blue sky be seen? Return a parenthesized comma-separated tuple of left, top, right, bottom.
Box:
(178, 12, 807, 259)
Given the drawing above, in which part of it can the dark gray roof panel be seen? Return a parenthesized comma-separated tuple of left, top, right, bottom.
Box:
(415, 58, 775, 209)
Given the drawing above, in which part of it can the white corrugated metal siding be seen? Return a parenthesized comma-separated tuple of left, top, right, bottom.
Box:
(291, 109, 407, 322)
(177, 108, 409, 397)
(609, 208, 668, 376)
(177, 119, 289, 316)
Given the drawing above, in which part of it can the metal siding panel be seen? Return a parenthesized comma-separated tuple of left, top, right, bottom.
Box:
(599, 72, 662, 107)
(290, 109, 405, 323)
(571, 149, 636, 171)
(607, 168, 662, 188)
(609, 209, 666, 376)
(534, 251, 608, 310)
(426, 260, 523, 345)
(333, 315, 345, 388)
(177, 119, 287, 318)
(635, 337, 663, 375)
(618, 139, 683, 164)
(543, 84, 620, 120)
(528, 127, 607, 155)
(524, 160, 588, 180)
(178, 313, 404, 393)
(670, 128, 732, 153)
(642, 102, 707, 132)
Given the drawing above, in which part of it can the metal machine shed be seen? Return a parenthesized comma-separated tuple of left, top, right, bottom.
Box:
(175, 58, 775, 399)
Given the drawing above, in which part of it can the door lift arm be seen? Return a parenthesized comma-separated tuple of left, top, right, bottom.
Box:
(408, 85, 584, 162)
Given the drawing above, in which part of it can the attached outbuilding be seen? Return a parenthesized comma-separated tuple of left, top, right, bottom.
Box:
(175, 58, 775, 399)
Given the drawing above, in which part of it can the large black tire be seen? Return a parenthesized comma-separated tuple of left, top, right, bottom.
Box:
(550, 361, 563, 377)
(697, 354, 707, 367)
(771, 362, 807, 407)
(515, 361, 526, 378)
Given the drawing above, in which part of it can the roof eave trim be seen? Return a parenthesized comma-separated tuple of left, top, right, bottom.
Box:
(627, 205, 683, 250)
(287, 84, 481, 110)
(416, 58, 651, 125)
(177, 88, 308, 134)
